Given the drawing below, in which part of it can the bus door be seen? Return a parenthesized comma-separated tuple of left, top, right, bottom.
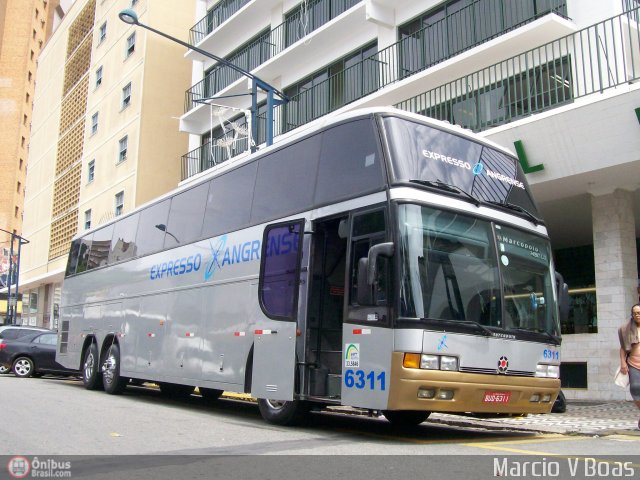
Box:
(342, 208, 393, 410)
(252, 219, 306, 401)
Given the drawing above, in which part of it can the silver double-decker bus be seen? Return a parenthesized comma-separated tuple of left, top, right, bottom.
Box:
(57, 107, 563, 426)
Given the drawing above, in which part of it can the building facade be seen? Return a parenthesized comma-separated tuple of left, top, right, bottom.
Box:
(0, 0, 63, 316)
(179, 0, 639, 400)
(19, 0, 194, 329)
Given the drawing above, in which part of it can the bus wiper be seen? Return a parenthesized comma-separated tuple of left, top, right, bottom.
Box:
(508, 327, 560, 344)
(409, 179, 480, 207)
(486, 201, 541, 225)
(422, 317, 492, 336)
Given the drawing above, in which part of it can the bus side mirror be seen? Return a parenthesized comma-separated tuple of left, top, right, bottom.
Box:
(357, 258, 372, 306)
(555, 272, 569, 325)
(367, 242, 394, 285)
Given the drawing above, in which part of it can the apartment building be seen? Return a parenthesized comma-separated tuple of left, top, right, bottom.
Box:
(0, 0, 63, 317)
(178, 0, 639, 400)
(19, 0, 194, 328)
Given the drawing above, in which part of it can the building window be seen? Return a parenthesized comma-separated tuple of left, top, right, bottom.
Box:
(131, 0, 138, 6)
(28, 71, 32, 82)
(21, 137, 25, 148)
(17, 182, 21, 194)
(33, 29, 37, 39)
(19, 159, 23, 170)
(91, 112, 99, 135)
(87, 159, 95, 183)
(30, 50, 34, 60)
(35, 8, 39, 19)
(118, 136, 128, 163)
(126, 32, 136, 57)
(115, 191, 124, 217)
(95, 66, 103, 88)
(84, 210, 92, 230)
(23, 114, 28, 125)
(25, 92, 30, 104)
(99, 22, 107, 44)
(15, 206, 19, 218)
(121, 82, 131, 109)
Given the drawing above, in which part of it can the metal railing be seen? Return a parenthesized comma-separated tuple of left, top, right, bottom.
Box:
(190, 0, 252, 45)
(397, 7, 640, 132)
(185, 0, 362, 112)
(181, 4, 640, 180)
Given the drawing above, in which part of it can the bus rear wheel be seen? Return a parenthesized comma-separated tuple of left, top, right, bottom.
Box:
(383, 410, 430, 427)
(257, 398, 308, 425)
(82, 343, 103, 390)
(102, 344, 128, 395)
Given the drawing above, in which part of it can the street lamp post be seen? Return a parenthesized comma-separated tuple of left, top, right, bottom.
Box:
(0, 228, 29, 325)
(118, 9, 288, 152)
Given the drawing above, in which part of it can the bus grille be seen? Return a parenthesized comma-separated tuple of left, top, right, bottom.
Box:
(459, 367, 535, 377)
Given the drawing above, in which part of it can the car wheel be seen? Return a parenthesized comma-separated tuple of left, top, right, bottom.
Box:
(82, 342, 103, 390)
(257, 398, 308, 425)
(383, 410, 431, 427)
(0, 365, 10, 374)
(102, 344, 128, 395)
(13, 357, 34, 378)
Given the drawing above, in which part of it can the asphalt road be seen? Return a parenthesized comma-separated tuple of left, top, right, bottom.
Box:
(1, 375, 639, 479)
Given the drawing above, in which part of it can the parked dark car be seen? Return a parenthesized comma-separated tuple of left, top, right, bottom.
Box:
(0, 331, 78, 378)
(0, 325, 50, 374)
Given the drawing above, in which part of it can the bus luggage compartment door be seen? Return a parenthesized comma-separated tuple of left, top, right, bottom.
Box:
(251, 321, 298, 401)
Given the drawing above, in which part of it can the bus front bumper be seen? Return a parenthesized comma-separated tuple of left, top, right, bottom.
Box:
(386, 352, 560, 414)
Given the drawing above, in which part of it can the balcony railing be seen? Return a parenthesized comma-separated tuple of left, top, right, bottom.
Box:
(185, 0, 362, 112)
(190, 0, 252, 45)
(397, 7, 640, 131)
(181, 5, 640, 180)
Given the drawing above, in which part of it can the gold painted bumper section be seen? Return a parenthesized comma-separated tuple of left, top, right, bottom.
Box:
(386, 352, 560, 414)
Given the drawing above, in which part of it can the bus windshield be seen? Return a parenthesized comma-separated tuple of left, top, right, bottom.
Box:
(397, 204, 560, 338)
(383, 116, 540, 219)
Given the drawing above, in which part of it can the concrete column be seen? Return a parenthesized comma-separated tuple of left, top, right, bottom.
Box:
(591, 188, 638, 400)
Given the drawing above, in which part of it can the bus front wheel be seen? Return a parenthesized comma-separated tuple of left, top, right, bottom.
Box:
(383, 410, 430, 427)
(257, 398, 308, 425)
(82, 343, 103, 390)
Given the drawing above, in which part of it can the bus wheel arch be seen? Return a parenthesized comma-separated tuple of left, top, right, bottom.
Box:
(382, 410, 431, 427)
(81, 338, 103, 390)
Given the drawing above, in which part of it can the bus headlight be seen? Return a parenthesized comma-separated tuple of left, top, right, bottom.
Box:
(536, 364, 560, 378)
(440, 356, 459, 371)
(420, 355, 440, 370)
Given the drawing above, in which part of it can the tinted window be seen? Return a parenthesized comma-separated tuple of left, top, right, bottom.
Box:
(134, 199, 170, 256)
(65, 239, 81, 276)
(259, 221, 302, 319)
(76, 235, 92, 273)
(33, 333, 57, 345)
(164, 183, 209, 249)
(0, 329, 20, 340)
(202, 163, 257, 237)
(315, 119, 384, 205)
(110, 212, 139, 263)
(251, 135, 320, 223)
(87, 224, 114, 270)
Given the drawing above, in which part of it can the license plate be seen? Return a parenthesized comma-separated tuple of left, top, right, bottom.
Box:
(483, 391, 511, 403)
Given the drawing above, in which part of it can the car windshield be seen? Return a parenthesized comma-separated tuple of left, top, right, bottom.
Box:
(397, 204, 560, 337)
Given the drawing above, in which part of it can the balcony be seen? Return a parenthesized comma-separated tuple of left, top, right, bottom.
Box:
(182, 2, 640, 180)
(189, 0, 253, 45)
(396, 7, 640, 132)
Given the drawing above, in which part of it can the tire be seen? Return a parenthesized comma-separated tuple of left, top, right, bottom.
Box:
(102, 344, 128, 395)
(159, 383, 195, 399)
(200, 387, 223, 401)
(82, 342, 103, 390)
(0, 365, 10, 374)
(257, 398, 308, 426)
(383, 410, 430, 427)
(13, 357, 35, 378)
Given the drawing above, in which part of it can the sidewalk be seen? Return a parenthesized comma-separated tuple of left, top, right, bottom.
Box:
(426, 401, 640, 436)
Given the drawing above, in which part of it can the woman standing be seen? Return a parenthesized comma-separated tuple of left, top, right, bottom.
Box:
(619, 303, 640, 429)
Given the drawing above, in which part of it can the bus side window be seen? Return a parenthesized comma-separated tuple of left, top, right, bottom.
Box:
(76, 235, 92, 274)
(65, 239, 81, 277)
(259, 221, 304, 320)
